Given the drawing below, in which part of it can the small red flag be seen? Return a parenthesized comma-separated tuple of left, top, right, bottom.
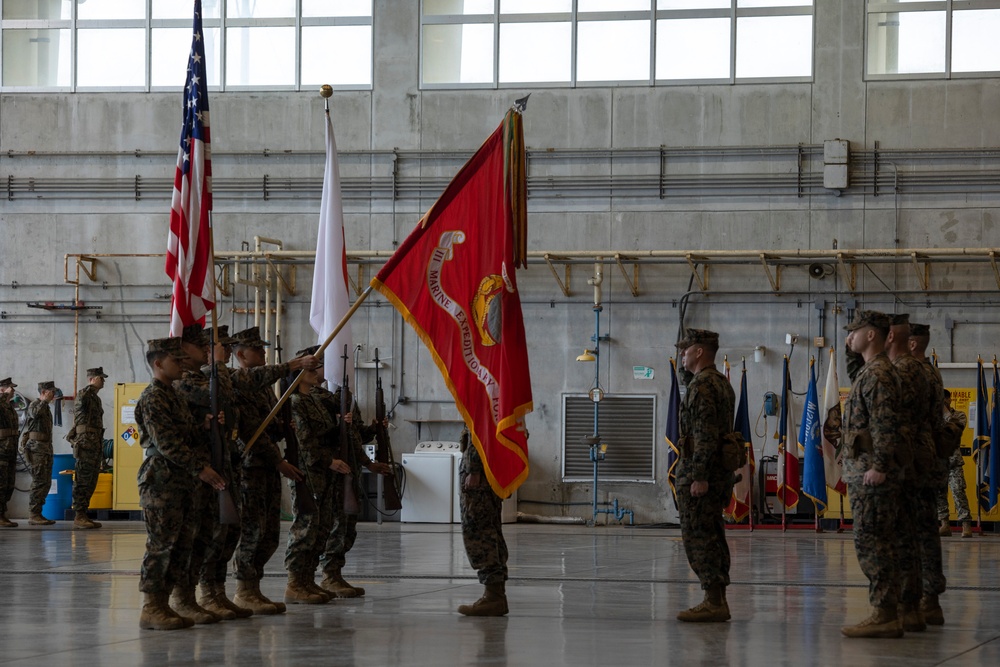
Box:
(372, 110, 532, 498)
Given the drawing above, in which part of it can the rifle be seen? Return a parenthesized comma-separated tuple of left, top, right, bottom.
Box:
(373, 348, 403, 511)
(209, 327, 240, 525)
(340, 344, 360, 514)
(276, 335, 317, 515)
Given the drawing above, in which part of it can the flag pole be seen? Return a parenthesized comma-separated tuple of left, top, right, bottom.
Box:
(242, 285, 373, 455)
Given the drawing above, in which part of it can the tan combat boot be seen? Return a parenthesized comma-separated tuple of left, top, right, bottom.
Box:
(458, 582, 509, 617)
(170, 585, 221, 624)
(28, 513, 55, 526)
(212, 582, 253, 619)
(920, 594, 945, 626)
(962, 521, 973, 538)
(939, 520, 951, 537)
(284, 574, 327, 604)
(73, 511, 100, 530)
(303, 578, 334, 602)
(676, 585, 730, 623)
(254, 580, 286, 613)
(320, 567, 364, 598)
(841, 605, 903, 638)
(0, 514, 17, 528)
(900, 602, 926, 632)
(233, 579, 278, 615)
(139, 592, 190, 631)
(197, 583, 237, 620)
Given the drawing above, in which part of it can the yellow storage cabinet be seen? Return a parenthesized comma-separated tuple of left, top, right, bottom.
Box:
(113, 382, 148, 511)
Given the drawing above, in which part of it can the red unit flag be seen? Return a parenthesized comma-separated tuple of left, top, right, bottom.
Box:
(372, 109, 532, 498)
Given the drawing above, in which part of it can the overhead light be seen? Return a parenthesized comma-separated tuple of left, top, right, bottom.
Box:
(576, 349, 596, 362)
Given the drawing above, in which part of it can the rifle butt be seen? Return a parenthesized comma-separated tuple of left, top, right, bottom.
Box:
(218, 488, 240, 526)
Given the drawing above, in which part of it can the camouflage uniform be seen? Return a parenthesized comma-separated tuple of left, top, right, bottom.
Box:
(460, 440, 508, 585)
(197, 362, 243, 587)
(842, 350, 903, 610)
(173, 362, 234, 591)
(284, 390, 336, 578)
(71, 372, 107, 512)
(23, 392, 55, 516)
(676, 360, 736, 592)
(320, 388, 376, 578)
(231, 361, 291, 583)
(938, 449, 972, 522)
(136, 377, 210, 594)
(891, 351, 939, 603)
(0, 379, 20, 520)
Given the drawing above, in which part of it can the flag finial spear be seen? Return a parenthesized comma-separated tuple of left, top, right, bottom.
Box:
(513, 93, 530, 113)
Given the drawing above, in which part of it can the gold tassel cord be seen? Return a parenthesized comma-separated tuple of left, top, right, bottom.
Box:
(503, 109, 528, 269)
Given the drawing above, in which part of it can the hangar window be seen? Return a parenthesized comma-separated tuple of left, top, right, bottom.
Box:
(867, 0, 1000, 78)
(420, 0, 814, 88)
(0, 0, 374, 91)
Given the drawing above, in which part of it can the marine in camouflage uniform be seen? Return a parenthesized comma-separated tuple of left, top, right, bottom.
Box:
(283, 361, 337, 604)
(886, 314, 937, 632)
(934, 389, 972, 535)
(70, 367, 108, 529)
(136, 336, 225, 631)
(229, 326, 315, 614)
(169, 324, 234, 625)
(0, 377, 21, 527)
(457, 430, 509, 616)
(23, 381, 59, 525)
(674, 328, 735, 623)
(318, 385, 381, 598)
(840, 311, 904, 639)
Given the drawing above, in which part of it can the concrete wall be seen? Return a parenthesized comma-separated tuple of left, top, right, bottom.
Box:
(1, 2, 999, 523)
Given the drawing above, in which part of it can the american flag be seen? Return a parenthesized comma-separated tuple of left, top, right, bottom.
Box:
(167, 0, 214, 337)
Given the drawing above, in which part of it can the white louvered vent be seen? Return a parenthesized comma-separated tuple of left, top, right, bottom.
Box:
(562, 394, 656, 482)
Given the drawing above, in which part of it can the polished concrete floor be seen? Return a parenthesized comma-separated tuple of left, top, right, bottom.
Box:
(0, 521, 997, 666)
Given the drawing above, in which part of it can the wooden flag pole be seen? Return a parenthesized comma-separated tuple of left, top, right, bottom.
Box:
(242, 285, 373, 455)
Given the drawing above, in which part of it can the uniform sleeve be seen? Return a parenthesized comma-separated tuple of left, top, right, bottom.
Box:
(687, 380, 723, 481)
(230, 363, 291, 391)
(137, 388, 210, 477)
(73, 388, 88, 427)
(865, 373, 900, 473)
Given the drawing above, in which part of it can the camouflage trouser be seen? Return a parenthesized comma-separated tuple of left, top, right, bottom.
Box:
(285, 464, 334, 577)
(320, 473, 359, 575)
(71, 436, 102, 512)
(0, 437, 16, 515)
(847, 481, 901, 608)
(459, 472, 508, 585)
(676, 470, 733, 590)
(914, 486, 946, 596)
(199, 453, 242, 586)
(178, 481, 220, 589)
(895, 485, 923, 605)
(234, 466, 282, 581)
(937, 465, 972, 521)
(138, 455, 197, 594)
(23, 441, 53, 515)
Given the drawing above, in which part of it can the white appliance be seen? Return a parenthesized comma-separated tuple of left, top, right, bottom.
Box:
(400, 445, 456, 523)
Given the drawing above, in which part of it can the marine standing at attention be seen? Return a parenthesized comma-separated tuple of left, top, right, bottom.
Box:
(674, 328, 736, 623)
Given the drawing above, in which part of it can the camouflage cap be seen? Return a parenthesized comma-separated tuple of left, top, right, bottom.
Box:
(676, 328, 720, 349)
(37, 380, 57, 393)
(181, 324, 209, 346)
(146, 337, 191, 360)
(232, 326, 270, 348)
(844, 310, 891, 334)
(216, 325, 238, 346)
(909, 322, 930, 337)
(0, 377, 17, 388)
(889, 313, 910, 327)
(295, 345, 323, 367)
(86, 367, 109, 379)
